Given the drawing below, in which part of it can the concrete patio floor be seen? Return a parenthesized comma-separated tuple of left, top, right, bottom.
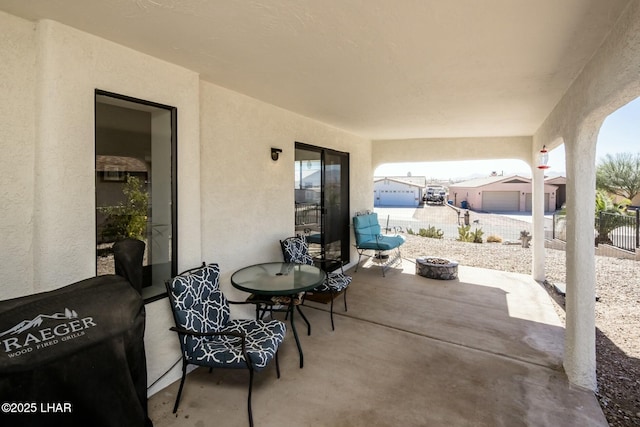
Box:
(148, 258, 607, 427)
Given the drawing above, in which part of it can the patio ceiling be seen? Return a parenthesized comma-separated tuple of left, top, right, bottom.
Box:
(0, 0, 631, 140)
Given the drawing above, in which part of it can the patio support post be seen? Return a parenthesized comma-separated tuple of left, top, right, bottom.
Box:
(531, 164, 546, 282)
(563, 128, 598, 390)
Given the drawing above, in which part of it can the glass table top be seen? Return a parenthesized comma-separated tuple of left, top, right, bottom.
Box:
(230, 262, 326, 295)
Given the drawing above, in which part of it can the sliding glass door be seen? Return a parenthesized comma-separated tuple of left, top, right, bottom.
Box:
(295, 143, 349, 267)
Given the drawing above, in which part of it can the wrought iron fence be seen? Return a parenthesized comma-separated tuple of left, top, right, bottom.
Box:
(295, 202, 320, 226)
(373, 205, 536, 243)
(553, 209, 639, 252)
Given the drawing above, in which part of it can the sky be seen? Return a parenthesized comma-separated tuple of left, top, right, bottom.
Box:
(374, 97, 640, 181)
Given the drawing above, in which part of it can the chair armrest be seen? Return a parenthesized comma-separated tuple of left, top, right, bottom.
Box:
(169, 326, 244, 340)
(170, 326, 251, 364)
(229, 299, 272, 306)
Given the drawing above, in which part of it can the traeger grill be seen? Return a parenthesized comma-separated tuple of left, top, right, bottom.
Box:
(0, 242, 152, 426)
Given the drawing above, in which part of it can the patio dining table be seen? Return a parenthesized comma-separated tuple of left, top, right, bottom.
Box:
(230, 262, 326, 368)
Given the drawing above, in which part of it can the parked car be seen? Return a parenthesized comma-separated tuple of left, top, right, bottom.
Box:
(424, 187, 446, 205)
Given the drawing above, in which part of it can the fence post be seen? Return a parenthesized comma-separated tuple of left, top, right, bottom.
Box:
(597, 211, 602, 247)
(552, 213, 556, 239)
(636, 209, 639, 249)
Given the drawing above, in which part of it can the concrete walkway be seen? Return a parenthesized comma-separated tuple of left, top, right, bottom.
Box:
(148, 258, 607, 427)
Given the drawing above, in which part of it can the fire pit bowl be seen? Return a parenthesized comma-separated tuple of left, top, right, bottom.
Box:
(416, 257, 459, 280)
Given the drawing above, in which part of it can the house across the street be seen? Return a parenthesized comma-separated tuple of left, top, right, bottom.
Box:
(374, 177, 425, 207)
(449, 175, 560, 213)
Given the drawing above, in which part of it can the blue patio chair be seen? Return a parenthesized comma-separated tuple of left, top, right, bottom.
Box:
(352, 212, 405, 276)
(280, 236, 352, 331)
(165, 263, 286, 427)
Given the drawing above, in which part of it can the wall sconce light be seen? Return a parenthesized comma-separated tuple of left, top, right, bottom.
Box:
(271, 147, 282, 161)
(537, 145, 550, 169)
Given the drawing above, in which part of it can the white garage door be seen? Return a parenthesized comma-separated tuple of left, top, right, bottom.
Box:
(524, 193, 550, 212)
(482, 191, 519, 212)
(378, 189, 417, 206)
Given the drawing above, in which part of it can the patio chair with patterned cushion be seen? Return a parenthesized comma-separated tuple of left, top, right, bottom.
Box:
(165, 263, 286, 427)
(280, 236, 352, 331)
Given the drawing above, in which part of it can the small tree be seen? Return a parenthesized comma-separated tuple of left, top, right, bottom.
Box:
(596, 152, 640, 201)
(100, 175, 149, 242)
(594, 189, 631, 245)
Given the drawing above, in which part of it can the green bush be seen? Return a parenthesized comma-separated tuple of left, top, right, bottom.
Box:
(418, 225, 444, 239)
(407, 228, 415, 235)
(457, 225, 484, 243)
(472, 227, 484, 243)
(99, 175, 149, 242)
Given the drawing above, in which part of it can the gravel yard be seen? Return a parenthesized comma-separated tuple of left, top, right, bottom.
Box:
(400, 233, 640, 427)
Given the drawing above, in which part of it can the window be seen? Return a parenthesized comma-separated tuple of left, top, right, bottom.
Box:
(95, 90, 177, 302)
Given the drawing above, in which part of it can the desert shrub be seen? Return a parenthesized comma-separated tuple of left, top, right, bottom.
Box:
(457, 225, 473, 242)
(472, 227, 484, 243)
(418, 225, 444, 239)
(486, 235, 502, 243)
(407, 228, 415, 235)
(457, 225, 484, 243)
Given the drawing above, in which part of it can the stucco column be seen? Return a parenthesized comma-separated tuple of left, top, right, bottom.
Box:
(531, 162, 545, 282)
(563, 128, 598, 390)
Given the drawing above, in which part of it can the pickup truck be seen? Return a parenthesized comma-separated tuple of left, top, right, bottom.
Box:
(424, 187, 446, 205)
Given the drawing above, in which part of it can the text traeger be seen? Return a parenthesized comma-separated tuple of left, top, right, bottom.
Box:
(0, 309, 98, 357)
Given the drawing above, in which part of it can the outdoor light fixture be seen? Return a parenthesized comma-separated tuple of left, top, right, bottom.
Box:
(271, 147, 282, 161)
(537, 145, 550, 169)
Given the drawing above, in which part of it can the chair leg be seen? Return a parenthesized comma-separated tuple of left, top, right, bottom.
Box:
(355, 250, 363, 272)
(275, 350, 281, 378)
(343, 288, 348, 312)
(296, 304, 312, 336)
(247, 368, 254, 427)
(172, 361, 188, 414)
(329, 292, 335, 331)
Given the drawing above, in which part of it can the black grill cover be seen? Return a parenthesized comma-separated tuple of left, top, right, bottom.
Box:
(0, 275, 152, 427)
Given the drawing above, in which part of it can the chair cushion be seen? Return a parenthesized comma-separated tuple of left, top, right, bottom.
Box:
(353, 213, 382, 245)
(314, 271, 352, 293)
(281, 236, 314, 265)
(189, 319, 286, 370)
(305, 233, 322, 244)
(356, 234, 406, 251)
(167, 264, 231, 355)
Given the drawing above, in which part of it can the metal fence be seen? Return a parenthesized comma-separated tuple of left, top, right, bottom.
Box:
(373, 205, 542, 243)
(553, 209, 639, 252)
(295, 202, 320, 227)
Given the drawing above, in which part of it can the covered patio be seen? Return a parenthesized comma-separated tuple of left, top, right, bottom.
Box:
(148, 259, 607, 426)
(1, 1, 640, 424)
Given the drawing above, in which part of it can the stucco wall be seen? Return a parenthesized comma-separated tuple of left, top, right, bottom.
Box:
(199, 82, 371, 306)
(0, 16, 203, 396)
(532, 0, 640, 389)
(32, 20, 202, 290)
(0, 13, 374, 396)
(0, 11, 37, 299)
